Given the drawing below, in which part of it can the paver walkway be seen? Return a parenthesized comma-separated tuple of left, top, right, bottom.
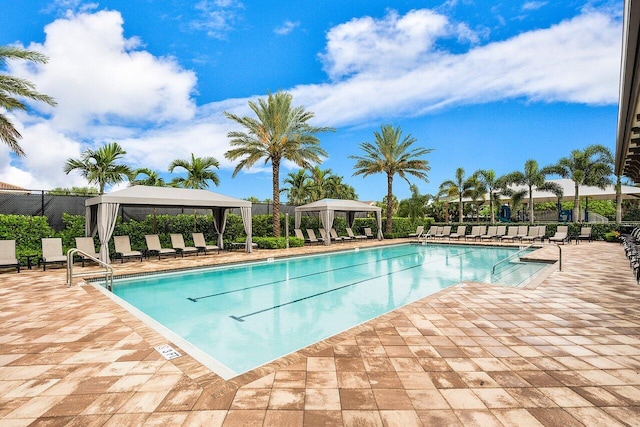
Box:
(1, 239, 639, 426)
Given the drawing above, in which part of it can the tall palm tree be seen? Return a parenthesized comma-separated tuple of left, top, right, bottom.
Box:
(308, 166, 333, 201)
(282, 169, 311, 205)
(545, 144, 613, 222)
(168, 153, 220, 189)
(350, 124, 432, 233)
(130, 168, 166, 187)
(466, 175, 487, 222)
(0, 46, 56, 157)
(224, 91, 333, 237)
(504, 159, 562, 224)
(473, 169, 502, 223)
(439, 168, 474, 223)
(64, 142, 132, 194)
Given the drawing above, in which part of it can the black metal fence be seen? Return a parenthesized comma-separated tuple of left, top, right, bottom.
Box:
(0, 190, 297, 231)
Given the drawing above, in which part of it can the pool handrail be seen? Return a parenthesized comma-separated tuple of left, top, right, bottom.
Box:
(66, 248, 114, 290)
(491, 244, 535, 274)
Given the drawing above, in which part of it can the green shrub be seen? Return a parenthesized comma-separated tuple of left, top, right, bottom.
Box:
(252, 236, 305, 249)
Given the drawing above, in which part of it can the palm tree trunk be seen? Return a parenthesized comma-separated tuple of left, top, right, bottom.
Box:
(272, 159, 281, 237)
(528, 187, 534, 225)
(458, 195, 463, 223)
(386, 173, 393, 233)
(573, 184, 580, 223)
(489, 194, 495, 223)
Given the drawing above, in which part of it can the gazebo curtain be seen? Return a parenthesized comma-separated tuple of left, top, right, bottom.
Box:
(240, 206, 253, 252)
(212, 208, 228, 251)
(86, 202, 120, 263)
(320, 210, 335, 246)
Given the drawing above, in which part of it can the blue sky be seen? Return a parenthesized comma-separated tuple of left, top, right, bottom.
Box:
(0, 0, 622, 202)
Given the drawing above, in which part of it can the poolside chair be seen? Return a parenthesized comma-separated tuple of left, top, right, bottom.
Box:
(515, 226, 529, 241)
(549, 226, 569, 244)
(333, 228, 352, 241)
(537, 225, 547, 242)
(577, 227, 592, 243)
(481, 226, 498, 241)
(408, 225, 424, 238)
(435, 226, 451, 239)
(364, 228, 374, 239)
(75, 236, 100, 267)
(521, 226, 540, 243)
(466, 226, 486, 241)
(40, 238, 67, 271)
(495, 225, 507, 239)
(170, 234, 199, 257)
(114, 236, 143, 263)
(346, 228, 367, 239)
(423, 225, 438, 240)
(192, 232, 220, 254)
(449, 225, 466, 240)
(307, 229, 324, 243)
(321, 228, 343, 243)
(500, 226, 519, 242)
(295, 228, 313, 245)
(0, 240, 20, 273)
(145, 235, 177, 260)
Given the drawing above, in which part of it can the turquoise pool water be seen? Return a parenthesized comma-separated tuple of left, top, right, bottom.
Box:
(108, 243, 548, 378)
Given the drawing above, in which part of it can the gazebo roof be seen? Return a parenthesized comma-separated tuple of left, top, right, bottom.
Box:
(294, 198, 381, 213)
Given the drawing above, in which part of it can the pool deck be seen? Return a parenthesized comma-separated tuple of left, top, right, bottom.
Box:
(1, 238, 639, 426)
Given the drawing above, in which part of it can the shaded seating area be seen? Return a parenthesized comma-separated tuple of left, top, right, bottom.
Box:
(295, 199, 383, 246)
(295, 229, 313, 245)
(346, 227, 367, 239)
(113, 236, 143, 263)
(0, 240, 20, 273)
(145, 234, 176, 260)
(170, 233, 199, 257)
(364, 228, 374, 239)
(192, 232, 220, 254)
(40, 238, 67, 271)
(75, 236, 100, 267)
(306, 229, 324, 244)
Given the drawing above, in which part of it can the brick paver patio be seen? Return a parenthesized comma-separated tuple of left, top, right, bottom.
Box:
(1, 239, 639, 426)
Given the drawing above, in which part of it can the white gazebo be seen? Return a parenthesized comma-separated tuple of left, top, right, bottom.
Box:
(85, 186, 253, 262)
(294, 199, 383, 245)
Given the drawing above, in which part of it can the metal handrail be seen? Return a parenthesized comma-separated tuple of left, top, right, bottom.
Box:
(66, 248, 114, 290)
(492, 244, 534, 274)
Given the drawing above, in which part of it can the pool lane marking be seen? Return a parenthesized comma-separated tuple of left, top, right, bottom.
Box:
(229, 249, 476, 322)
(187, 249, 433, 302)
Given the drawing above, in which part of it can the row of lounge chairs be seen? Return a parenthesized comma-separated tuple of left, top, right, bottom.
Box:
(622, 228, 640, 283)
(413, 224, 576, 244)
(295, 228, 374, 245)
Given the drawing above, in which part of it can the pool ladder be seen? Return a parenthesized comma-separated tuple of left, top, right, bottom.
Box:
(66, 248, 114, 290)
(491, 243, 562, 275)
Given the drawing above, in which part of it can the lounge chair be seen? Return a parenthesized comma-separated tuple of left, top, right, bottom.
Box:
(537, 225, 547, 242)
(40, 238, 67, 271)
(295, 228, 313, 245)
(114, 236, 143, 263)
(466, 226, 486, 241)
(192, 232, 220, 254)
(435, 226, 451, 239)
(408, 225, 424, 238)
(521, 226, 540, 243)
(364, 228, 375, 239)
(449, 225, 466, 240)
(145, 234, 176, 260)
(321, 228, 343, 243)
(515, 225, 529, 241)
(75, 236, 100, 267)
(307, 229, 324, 243)
(480, 226, 498, 241)
(346, 228, 367, 239)
(170, 234, 199, 257)
(423, 225, 438, 240)
(577, 227, 592, 243)
(333, 228, 351, 241)
(500, 226, 519, 242)
(549, 226, 569, 244)
(0, 240, 20, 272)
(495, 225, 507, 239)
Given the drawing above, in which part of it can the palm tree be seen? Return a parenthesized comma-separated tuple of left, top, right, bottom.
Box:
(504, 159, 562, 224)
(545, 145, 613, 222)
(0, 46, 56, 157)
(130, 168, 166, 187)
(224, 91, 333, 237)
(473, 169, 502, 223)
(64, 142, 132, 194)
(168, 153, 220, 189)
(282, 169, 311, 205)
(465, 175, 486, 222)
(350, 124, 432, 233)
(439, 168, 474, 223)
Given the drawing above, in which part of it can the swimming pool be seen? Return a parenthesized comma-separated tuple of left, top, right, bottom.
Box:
(104, 243, 549, 378)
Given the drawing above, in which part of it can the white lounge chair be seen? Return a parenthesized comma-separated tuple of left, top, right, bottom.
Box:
(40, 238, 67, 271)
(170, 233, 199, 257)
(0, 239, 20, 273)
(481, 226, 498, 241)
(449, 226, 466, 240)
(549, 226, 569, 244)
(435, 226, 452, 239)
(145, 234, 177, 260)
(307, 229, 324, 243)
(466, 226, 486, 241)
(192, 232, 220, 254)
(408, 225, 424, 238)
(332, 228, 349, 241)
(75, 236, 100, 267)
(577, 227, 592, 243)
(114, 235, 143, 263)
(295, 228, 313, 245)
(521, 227, 540, 242)
(500, 226, 519, 242)
(346, 228, 367, 239)
(364, 228, 374, 239)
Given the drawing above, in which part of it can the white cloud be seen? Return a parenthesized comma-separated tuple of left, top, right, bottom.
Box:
(274, 20, 300, 36)
(522, 1, 548, 11)
(192, 0, 244, 39)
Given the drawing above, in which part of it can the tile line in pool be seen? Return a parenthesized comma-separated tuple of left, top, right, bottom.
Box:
(188, 247, 437, 302)
(229, 248, 478, 322)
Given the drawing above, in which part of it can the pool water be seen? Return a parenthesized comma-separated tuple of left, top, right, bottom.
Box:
(108, 243, 548, 378)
